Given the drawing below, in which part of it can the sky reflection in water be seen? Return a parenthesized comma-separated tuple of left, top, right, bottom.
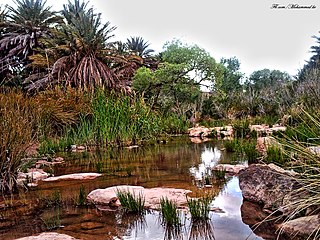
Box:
(123, 145, 263, 240)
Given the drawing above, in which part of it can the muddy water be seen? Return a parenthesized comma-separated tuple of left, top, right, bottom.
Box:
(0, 138, 263, 240)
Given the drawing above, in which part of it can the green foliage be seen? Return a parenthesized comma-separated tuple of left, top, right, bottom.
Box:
(214, 169, 226, 180)
(76, 185, 86, 206)
(116, 189, 145, 214)
(219, 57, 243, 93)
(224, 139, 242, 153)
(41, 208, 62, 230)
(160, 197, 181, 227)
(247, 69, 291, 91)
(187, 194, 213, 222)
(133, 40, 222, 118)
(232, 119, 251, 139)
(126, 36, 154, 57)
(92, 90, 162, 145)
(265, 145, 286, 165)
(242, 141, 260, 163)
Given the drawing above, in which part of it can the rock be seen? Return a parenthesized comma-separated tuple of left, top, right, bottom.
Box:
(213, 164, 247, 174)
(16, 232, 78, 240)
(214, 125, 233, 138)
(188, 126, 213, 137)
(87, 185, 192, 209)
(188, 125, 233, 138)
(241, 200, 278, 240)
(77, 145, 86, 150)
(125, 145, 139, 149)
(239, 164, 300, 213)
(250, 124, 286, 137)
(189, 137, 210, 143)
(36, 157, 64, 168)
(279, 215, 320, 239)
(307, 146, 320, 156)
(17, 169, 49, 186)
(256, 136, 278, 154)
(43, 173, 102, 182)
(54, 157, 64, 162)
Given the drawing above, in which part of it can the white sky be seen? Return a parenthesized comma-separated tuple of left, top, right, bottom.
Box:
(1, 0, 320, 77)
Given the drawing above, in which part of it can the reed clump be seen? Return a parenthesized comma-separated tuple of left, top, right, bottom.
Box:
(187, 194, 214, 222)
(116, 189, 145, 214)
(160, 197, 181, 227)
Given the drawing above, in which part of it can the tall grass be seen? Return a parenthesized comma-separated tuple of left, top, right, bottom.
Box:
(92, 90, 163, 145)
(265, 109, 320, 239)
(0, 92, 37, 193)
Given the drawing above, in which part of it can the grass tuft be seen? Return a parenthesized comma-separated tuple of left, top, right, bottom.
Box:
(116, 189, 145, 214)
(187, 194, 214, 222)
(160, 197, 181, 227)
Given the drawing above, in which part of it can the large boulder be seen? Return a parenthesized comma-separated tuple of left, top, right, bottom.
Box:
(87, 185, 191, 209)
(239, 164, 300, 213)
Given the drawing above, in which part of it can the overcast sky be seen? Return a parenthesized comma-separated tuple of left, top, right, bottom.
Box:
(1, 0, 319, 77)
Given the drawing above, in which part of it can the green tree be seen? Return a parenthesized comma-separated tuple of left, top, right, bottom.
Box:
(219, 57, 243, 92)
(0, 0, 61, 85)
(126, 36, 154, 58)
(247, 69, 291, 91)
(24, 0, 131, 92)
(298, 35, 320, 82)
(133, 40, 222, 117)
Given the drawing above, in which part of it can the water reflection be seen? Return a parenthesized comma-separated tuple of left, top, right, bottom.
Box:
(188, 220, 215, 240)
(189, 146, 221, 181)
(1, 139, 265, 240)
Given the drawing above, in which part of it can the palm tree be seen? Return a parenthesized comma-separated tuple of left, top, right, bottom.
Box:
(25, 0, 130, 92)
(0, 0, 61, 79)
(126, 36, 155, 58)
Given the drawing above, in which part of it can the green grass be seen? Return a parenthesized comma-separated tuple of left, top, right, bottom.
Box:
(160, 197, 181, 227)
(265, 145, 286, 165)
(214, 169, 226, 180)
(76, 185, 87, 206)
(242, 141, 261, 163)
(116, 189, 145, 214)
(224, 138, 242, 153)
(232, 119, 251, 139)
(187, 194, 213, 222)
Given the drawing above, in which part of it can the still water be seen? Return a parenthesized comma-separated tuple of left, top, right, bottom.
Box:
(0, 138, 263, 240)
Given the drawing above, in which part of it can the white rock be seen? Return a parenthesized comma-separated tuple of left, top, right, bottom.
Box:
(43, 173, 101, 182)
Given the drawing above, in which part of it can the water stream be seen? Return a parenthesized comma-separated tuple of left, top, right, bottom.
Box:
(0, 138, 264, 240)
